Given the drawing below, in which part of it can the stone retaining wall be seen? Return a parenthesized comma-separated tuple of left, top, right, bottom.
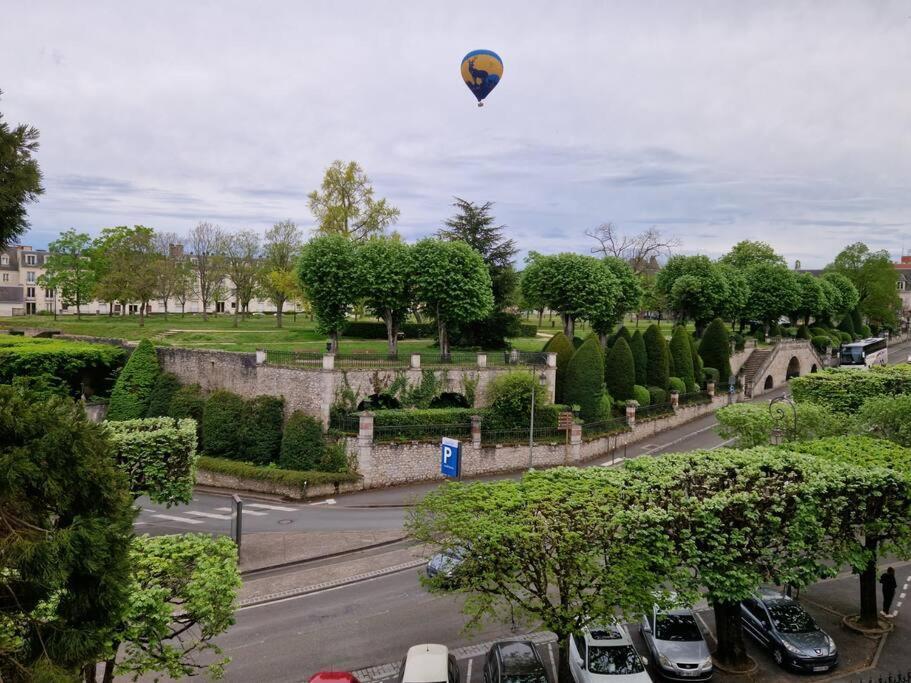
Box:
(195, 468, 362, 500)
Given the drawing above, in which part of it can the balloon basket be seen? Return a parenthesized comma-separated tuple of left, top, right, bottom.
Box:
(478, 102, 484, 107)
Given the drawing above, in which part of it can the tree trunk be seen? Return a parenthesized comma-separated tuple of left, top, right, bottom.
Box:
(562, 313, 574, 338)
(108, 302, 113, 317)
(713, 600, 749, 668)
(858, 537, 880, 627)
(233, 305, 239, 328)
(598, 332, 608, 351)
(181, 302, 186, 317)
(276, 299, 284, 328)
(101, 656, 116, 683)
(139, 301, 145, 327)
(328, 329, 339, 353)
(556, 638, 573, 683)
(386, 308, 398, 357)
(537, 308, 544, 327)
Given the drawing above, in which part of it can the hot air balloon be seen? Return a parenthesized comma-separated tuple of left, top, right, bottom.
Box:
(461, 49, 503, 107)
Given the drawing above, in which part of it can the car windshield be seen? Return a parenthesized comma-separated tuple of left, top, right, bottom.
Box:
(767, 603, 819, 633)
(655, 614, 702, 641)
(587, 645, 644, 675)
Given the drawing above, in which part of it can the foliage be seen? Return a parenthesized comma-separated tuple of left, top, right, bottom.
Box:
(223, 230, 261, 321)
(167, 384, 205, 441)
(518, 251, 548, 318)
(308, 160, 400, 241)
(37, 229, 96, 316)
(648, 386, 667, 405)
(859, 323, 872, 338)
(643, 324, 669, 389)
(202, 390, 247, 458)
(795, 273, 829, 324)
(702, 367, 720, 385)
(297, 234, 360, 350)
(632, 384, 651, 407)
(8, 372, 69, 401)
(604, 336, 635, 401)
(838, 314, 855, 337)
(668, 376, 686, 393)
(518, 323, 538, 337)
(0, 336, 125, 397)
(716, 264, 750, 324)
(857, 395, 911, 447)
(796, 325, 811, 340)
(258, 220, 305, 327)
(715, 401, 849, 448)
(791, 365, 911, 414)
(698, 318, 732, 383)
(533, 253, 619, 338)
(591, 257, 641, 336)
(341, 321, 437, 339)
(279, 412, 327, 471)
(656, 255, 729, 330)
(107, 339, 161, 421)
(827, 242, 901, 327)
(811, 335, 831, 353)
(0, 387, 134, 679)
(0, 93, 44, 247)
(542, 331, 575, 403)
(629, 329, 647, 386)
(564, 336, 605, 421)
(821, 271, 860, 318)
(451, 311, 523, 350)
(484, 372, 549, 430)
(198, 456, 359, 487)
(105, 417, 198, 505)
(597, 392, 614, 420)
(145, 372, 181, 418)
(356, 237, 413, 354)
(718, 240, 786, 270)
(95, 225, 160, 326)
(668, 326, 695, 388)
(744, 262, 800, 327)
(244, 395, 285, 465)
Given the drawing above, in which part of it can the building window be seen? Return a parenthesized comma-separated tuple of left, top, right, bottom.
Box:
(0, 254, 7, 265)
(899, 279, 907, 291)
(26, 271, 35, 283)
(26, 287, 35, 299)
(45, 288, 54, 298)
(26, 254, 36, 265)
(1, 273, 7, 282)
(45, 303, 54, 312)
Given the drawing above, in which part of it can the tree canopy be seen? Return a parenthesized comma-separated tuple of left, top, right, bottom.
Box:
(826, 242, 900, 327)
(744, 262, 800, 329)
(39, 229, 96, 318)
(535, 253, 619, 339)
(297, 234, 360, 351)
(0, 92, 44, 248)
(259, 220, 304, 328)
(356, 237, 413, 354)
(308, 160, 400, 242)
(718, 240, 786, 270)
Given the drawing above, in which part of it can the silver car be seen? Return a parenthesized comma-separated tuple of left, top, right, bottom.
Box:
(640, 606, 713, 681)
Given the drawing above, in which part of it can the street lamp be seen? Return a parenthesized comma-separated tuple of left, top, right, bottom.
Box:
(528, 368, 547, 469)
(769, 395, 797, 445)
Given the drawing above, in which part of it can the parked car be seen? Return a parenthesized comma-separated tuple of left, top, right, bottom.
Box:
(640, 604, 713, 681)
(569, 624, 652, 682)
(309, 673, 360, 683)
(397, 644, 460, 683)
(425, 549, 465, 586)
(483, 640, 550, 683)
(740, 590, 838, 672)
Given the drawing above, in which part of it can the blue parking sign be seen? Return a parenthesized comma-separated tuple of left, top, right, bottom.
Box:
(440, 437, 461, 478)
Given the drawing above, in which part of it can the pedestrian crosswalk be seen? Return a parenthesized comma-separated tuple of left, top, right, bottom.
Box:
(138, 498, 303, 528)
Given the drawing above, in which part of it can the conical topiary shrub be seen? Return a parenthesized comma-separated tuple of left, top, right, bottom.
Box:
(643, 324, 670, 390)
(669, 326, 695, 389)
(630, 329, 647, 386)
(698, 318, 732, 383)
(604, 336, 636, 401)
(543, 331, 575, 403)
(564, 336, 605, 421)
(107, 338, 161, 421)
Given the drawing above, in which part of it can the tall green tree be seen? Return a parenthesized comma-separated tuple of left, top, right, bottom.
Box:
(643, 324, 670, 390)
(826, 243, 900, 327)
(356, 237, 413, 355)
(718, 240, 786, 270)
(821, 271, 860, 319)
(308, 160, 399, 242)
(0, 91, 44, 248)
(716, 264, 750, 328)
(589, 257, 641, 349)
(543, 331, 575, 403)
(106, 226, 160, 326)
(90, 225, 142, 317)
(519, 251, 548, 326)
(795, 272, 828, 325)
(565, 336, 605, 420)
(223, 230, 260, 327)
(297, 235, 360, 352)
(629, 329, 648, 386)
(410, 239, 494, 357)
(259, 220, 304, 328)
(656, 255, 729, 335)
(698, 318, 732, 383)
(107, 339, 161, 421)
(536, 253, 619, 339)
(668, 326, 695, 388)
(38, 229, 96, 319)
(744, 263, 800, 332)
(604, 336, 635, 401)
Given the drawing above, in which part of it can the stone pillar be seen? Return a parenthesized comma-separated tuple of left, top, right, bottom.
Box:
(476, 353, 487, 368)
(358, 412, 374, 443)
(544, 352, 557, 403)
(471, 414, 482, 449)
(319, 365, 335, 429)
(707, 382, 715, 397)
(322, 353, 335, 370)
(410, 353, 421, 369)
(625, 401, 637, 428)
(357, 412, 375, 487)
(255, 349, 266, 366)
(568, 423, 582, 463)
(670, 390, 679, 411)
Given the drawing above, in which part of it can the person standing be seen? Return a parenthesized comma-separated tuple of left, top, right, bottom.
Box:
(880, 566, 898, 617)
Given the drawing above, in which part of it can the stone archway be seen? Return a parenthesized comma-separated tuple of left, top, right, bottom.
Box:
(764, 375, 774, 390)
(811, 364, 818, 373)
(786, 356, 801, 380)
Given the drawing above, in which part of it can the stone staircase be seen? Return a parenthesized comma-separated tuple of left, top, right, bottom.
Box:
(740, 348, 771, 397)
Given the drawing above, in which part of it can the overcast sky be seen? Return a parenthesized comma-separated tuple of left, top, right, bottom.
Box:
(3, 1, 910, 266)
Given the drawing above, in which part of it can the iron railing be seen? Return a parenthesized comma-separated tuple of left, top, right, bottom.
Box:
(481, 425, 565, 445)
(265, 349, 323, 367)
(581, 417, 630, 438)
(335, 352, 407, 368)
(635, 402, 675, 421)
(372, 423, 472, 443)
(678, 390, 712, 406)
(853, 671, 911, 683)
(329, 413, 361, 434)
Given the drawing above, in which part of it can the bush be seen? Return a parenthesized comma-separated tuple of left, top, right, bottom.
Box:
(429, 392, 470, 409)
(372, 407, 475, 428)
(837, 315, 855, 337)
(698, 318, 732, 383)
(768, 321, 781, 337)
(791, 364, 911, 414)
(108, 339, 161, 421)
(279, 412, 326, 470)
(632, 384, 651, 406)
(318, 442, 349, 473)
(485, 373, 548, 430)
(244, 395, 285, 465)
(543, 332, 575, 403)
(145, 372, 181, 417)
(198, 456, 359, 490)
(9, 373, 70, 401)
(781, 326, 797, 338)
(669, 326, 695, 389)
(572, 336, 585, 349)
(615, 326, 632, 344)
(857, 395, 911, 446)
(564, 336, 604, 421)
(450, 311, 522, 350)
(689, 332, 703, 387)
(715, 401, 848, 448)
(753, 329, 766, 343)
(518, 323, 538, 337)
(343, 321, 436, 339)
(810, 335, 831, 353)
(643, 324, 670, 390)
(702, 367, 720, 385)
(668, 376, 686, 393)
(630, 330, 648, 386)
(732, 332, 746, 350)
(648, 386, 667, 405)
(859, 324, 872, 338)
(838, 331, 852, 343)
(202, 390, 247, 458)
(870, 323, 880, 336)
(168, 384, 205, 442)
(604, 337, 636, 401)
(796, 325, 811, 340)
(598, 392, 614, 420)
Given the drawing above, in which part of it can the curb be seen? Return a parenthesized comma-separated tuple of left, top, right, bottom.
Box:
(240, 536, 410, 577)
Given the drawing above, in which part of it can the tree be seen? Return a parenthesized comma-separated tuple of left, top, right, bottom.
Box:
(827, 243, 900, 328)
(39, 229, 96, 319)
(104, 226, 159, 326)
(821, 271, 860, 319)
(564, 336, 605, 420)
(90, 225, 137, 317)
(308, 160, 399, 242)
(585, 222, 679, 273)
(795, 272, 828, 325)
(629, 329, 647, 386)
(152, 233, 185, 319)
(590, 257, 641, 348)
(0, 91, 44, 248)
(108, 339, 162, 421)
(519, 252, 548, 326)
(668, 326, 695, 389)
(656, 255, 729, 335)
(744, 263, 800, 332)
(259, 220, 304, 328)
(643, 324, 670, 390)
(543, 331, 575, 403)
(186, 221, 226, 321)
(356, 237, 413, 355)
(718, 240, 786, 270)
(637, 273, 666, 323)
(716, 264, 750, 328)
(604, 336, 635, 401)
(297, 235, 360, 352)
(102, 534, 241, 682)
(408, 468, 676, 683)
(698, 318, 732, 383)
(410, 239, 494, 357)
(536, 253, 619, 339)
(0, 387, 134, 680)
(223, 230, 260, 327)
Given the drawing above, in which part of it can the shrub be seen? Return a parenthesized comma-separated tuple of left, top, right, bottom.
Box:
(753, 329, 766, 343)
(450, 311, 522, 350)
(318, 442, 349, 473)
(572, 336, 585, 349)
(870, 323, 880, 336)
(485, 373, 548, 430)
(244, 395, 285, 465)
(857, 395, 911, 447)
(372, 407, 475, 429)
(851, 308, 864, 335)
(198, 456, 359, 490)
(838, 331, 852, 343)
(279, 412, 326, 470)
(668, 376, 686, 393)
(542, 332, 575, 403)
(702, 367, 720, 385)
(632, 384, 651, 406)
(768, 321, 781, 337)
(429, 392, 470, 409)
(791, 364, 911, 414)
(781, 326, 797, 338)
(732, 332, 746, 351)
(689, 332, 704, 387)
(615, 326, 632, 344)
(564, 336, 604, 421)
(598, 392, 614, 420)
(518, 323, 538, 337)
(107, 339, 161, 421)
(796, 326, 811, 340)
(202, 390, 247, 458)
(604, 337, 635, 401)
(859, 324, 872, 338)
(343, 321, 436, 339)
(145, 372, 181, 418)
(643, 324, 670, 390)
(168, 384, 205, 442)
(648, 386, 667, 405)
(630, 330, 648, 386)
(698, 318, 732, 383)
(9, 373, 70, 401)
(716, 402, 848, 448)
(837, 315, 855, 337)
(669, 326, 695, 389)
(810, 335, 831, 353)
(106, 417, 198, 505)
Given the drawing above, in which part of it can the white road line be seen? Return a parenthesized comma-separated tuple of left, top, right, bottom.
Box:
(215, 506, 232, 512)
(466, 656, 473, 683)
(309, 498, 337, 506)
(245, 503, 297, 512)
(901, 592, 907, 599)
(185, 511, 232, 520)
(134, 521, 147, 526)
(241, 509, 268, 516)
(547, 643, 557, 683)
(152, 514, 203, 525)
(710, 437, 737, 450)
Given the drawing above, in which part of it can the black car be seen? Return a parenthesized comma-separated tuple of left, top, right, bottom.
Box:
(483, 640, 550, 683)
(740, 591, 838, 673)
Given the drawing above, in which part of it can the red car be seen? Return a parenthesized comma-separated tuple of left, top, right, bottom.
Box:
(309, 673, 360, 683)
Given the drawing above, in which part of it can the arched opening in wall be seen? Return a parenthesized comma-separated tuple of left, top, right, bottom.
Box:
(786, 356, 801, 380)
(811, 364, 818, 373)
(764, 375, 774, 390)
(429, 392, 470, 409)
(357, 393, 401, 411)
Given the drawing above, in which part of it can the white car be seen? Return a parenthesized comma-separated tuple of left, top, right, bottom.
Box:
(397, 644, 460, 683)
(569, 624, 653, 682)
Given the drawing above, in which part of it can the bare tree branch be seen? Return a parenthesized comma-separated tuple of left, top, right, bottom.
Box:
(586, 222, 680, 272)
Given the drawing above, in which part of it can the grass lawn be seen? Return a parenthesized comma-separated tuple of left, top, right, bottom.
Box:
(0, 313, 689, 353)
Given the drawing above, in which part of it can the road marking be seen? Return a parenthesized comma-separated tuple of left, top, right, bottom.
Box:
(185, 510, 232, 520)
(152, 514, 203, 525)
(710, 437, 737, 450)
(466, 656, 473, 683)
(309, 498, 337, 506)
(599, 457, 625, 467)
(241, 509, 267, 516)
(901, 592, 907, 599)
(215, 506, 232, 512)
(134, 521, 147, 526)
(245, 503, 297, 512)
(546, 642, 557, 683)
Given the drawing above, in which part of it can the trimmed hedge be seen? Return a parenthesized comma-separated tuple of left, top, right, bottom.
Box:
(543, 332, 575, 403)
(811, 335, 831, 353)
(791, 365, 911, 414)
(733, 332, 746, 350)
(668, 376, 686, 393)
(669, 326, 695, 389)
(604, 337, 636, 401)
(648, 386, 667, 405)
(371, 407, 475, 428)
(796, 325, 811, 340)
(564, 336, 604, 421)
(168, 384, 205, 441)
(342, 321, 437, 339)
(108, 339, 161, 421)
(245, 395, 285, 465)
(484, 372, 547, 430)
(698, 318, 731, 383)
(837, 315, 855, 337)
(198, 456, 359, 489)
(146, 372, 181, 418)
(518, 323, 538, 337)
(632, 384, 651, 406)
(703, 367, 720, 385)
(202, 390, 247, 458)
(630, 329, 648, 386)
(643, 324, 670, 390)
(279, 412, 326, 470)
(859, 324, 872, 338)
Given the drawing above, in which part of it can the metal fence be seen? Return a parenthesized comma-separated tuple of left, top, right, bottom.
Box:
(335, 352, 408, 368)
(853, 671, 911, 683)
(480, 425, 566, 445)
(635, 402, 675, 421)
(373, 422, 472, 443)
(678, 390, 712, 406)
(265, 349, 323, 367)
(581, 416, 630, 439)
(329, 413, 360, 434)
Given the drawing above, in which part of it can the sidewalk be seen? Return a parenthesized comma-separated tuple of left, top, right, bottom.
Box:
(238, 529, 405, 572)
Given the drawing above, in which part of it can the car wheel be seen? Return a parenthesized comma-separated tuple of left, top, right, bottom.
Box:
(773, 649, 784, 666)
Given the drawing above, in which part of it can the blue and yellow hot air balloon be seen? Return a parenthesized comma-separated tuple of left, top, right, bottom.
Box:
(461, 49, 503, 107)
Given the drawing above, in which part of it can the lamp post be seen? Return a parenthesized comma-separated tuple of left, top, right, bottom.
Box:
(528, 368, 547, 469)
(769, 394, 797, 445)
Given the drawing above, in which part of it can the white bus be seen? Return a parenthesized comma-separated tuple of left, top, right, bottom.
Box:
(839, 337, 888, 369)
